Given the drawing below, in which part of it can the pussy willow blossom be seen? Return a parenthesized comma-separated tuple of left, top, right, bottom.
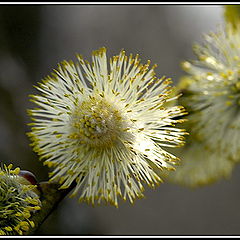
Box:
(181, 23, 240, 161)
(164, 136, 235, 187)
(164, 24, 240, 187)
(28, 47, 187, 207)
(0, 164, 41, 235)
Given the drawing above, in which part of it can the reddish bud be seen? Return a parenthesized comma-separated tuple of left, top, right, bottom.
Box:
(18, 170, 38, 185)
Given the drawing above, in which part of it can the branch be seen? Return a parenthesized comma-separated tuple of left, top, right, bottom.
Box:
(25, 181, 76, 235)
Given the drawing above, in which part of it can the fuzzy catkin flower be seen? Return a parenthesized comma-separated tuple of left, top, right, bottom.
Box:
(181, 24, 240, 161)
(0, 164, 41, 235)
(162, 138, 235, 187)
(28, 47, 187, 207)
(224, 5, 240, 30)
(164, 23, 240, 187)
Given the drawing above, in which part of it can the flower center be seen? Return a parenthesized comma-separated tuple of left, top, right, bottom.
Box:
(70, 96, 125, 147)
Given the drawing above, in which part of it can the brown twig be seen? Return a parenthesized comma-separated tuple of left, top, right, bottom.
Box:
(25, 181, 76, 235)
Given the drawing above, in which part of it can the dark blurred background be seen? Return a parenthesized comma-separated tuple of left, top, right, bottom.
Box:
(1, 4, 240, 236)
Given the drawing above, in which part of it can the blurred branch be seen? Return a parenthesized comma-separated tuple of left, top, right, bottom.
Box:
(25, 181, 76, 236)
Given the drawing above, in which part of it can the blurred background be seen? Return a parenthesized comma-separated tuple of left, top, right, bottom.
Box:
(1, 4, 239, 236)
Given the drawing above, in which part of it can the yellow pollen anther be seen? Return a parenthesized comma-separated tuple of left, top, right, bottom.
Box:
(71, 96, 129, 147)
